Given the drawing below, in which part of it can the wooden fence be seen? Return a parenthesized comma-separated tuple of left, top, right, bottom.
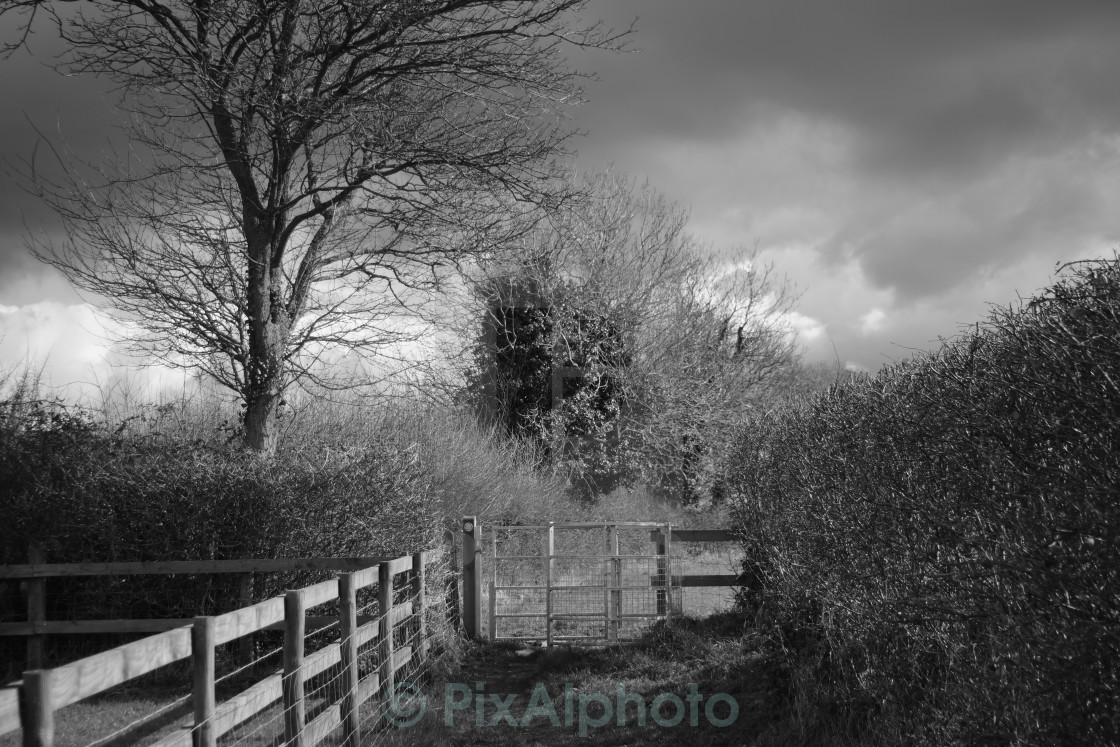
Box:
(0, 554, 432, 746)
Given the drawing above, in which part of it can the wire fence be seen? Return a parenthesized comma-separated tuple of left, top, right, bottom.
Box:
(1, 526, 742, 744)
(0, 550, 450, 747)
(0, 564, 399, 675)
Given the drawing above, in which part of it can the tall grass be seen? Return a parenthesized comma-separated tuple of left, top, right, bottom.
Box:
(275, 394, 572, 526)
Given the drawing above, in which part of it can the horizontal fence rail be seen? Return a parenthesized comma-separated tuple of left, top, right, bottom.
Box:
(0, 555, 406, 580)
(0, 687, 18, 740)
(0, 552, 432, 746)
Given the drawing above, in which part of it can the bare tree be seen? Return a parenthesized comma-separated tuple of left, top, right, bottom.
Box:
(3, 0, 627, 453)
(633, 249, 800, 502)
(452, 170, 801, 501)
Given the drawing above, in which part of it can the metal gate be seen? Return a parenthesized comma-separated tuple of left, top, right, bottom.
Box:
(459, 518, 744, 644)
(484, 522, 679, 645)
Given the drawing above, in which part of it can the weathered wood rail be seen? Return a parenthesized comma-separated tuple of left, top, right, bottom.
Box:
(0, 553, 431, 746)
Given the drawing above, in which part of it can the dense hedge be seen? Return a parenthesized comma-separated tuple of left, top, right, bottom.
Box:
(728, 258, 1120, 744)
(0, 397, 440, 674)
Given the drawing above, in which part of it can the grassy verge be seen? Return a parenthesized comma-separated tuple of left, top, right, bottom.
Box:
(375, 612, 852, 747)
(3, 614, 792, 747)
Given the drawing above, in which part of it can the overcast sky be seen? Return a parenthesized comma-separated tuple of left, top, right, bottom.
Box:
(4, 1, 1120, 395)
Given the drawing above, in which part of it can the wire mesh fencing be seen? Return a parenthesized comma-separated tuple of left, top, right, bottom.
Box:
(1, 550, 449, 747)
(480, 522, 743, 646)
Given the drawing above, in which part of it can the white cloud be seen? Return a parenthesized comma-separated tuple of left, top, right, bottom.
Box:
(860, 308, 887, 335)
(0, 301, 191, 403)
(786, 310, 826, 343)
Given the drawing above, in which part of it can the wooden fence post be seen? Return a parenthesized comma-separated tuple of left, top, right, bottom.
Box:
(444, 530, 460, 632)
(461, 517, 482, 640)
(338, 574, 359, 747)
(26, 545, 45, 671)
(191, 616, 216, 747)
(283, 590, 306, 747)
(237, 573, 253, 667)
(411, 552, 427, 662)
(20, 669, 53, 747)
(378, 562, 395, 725)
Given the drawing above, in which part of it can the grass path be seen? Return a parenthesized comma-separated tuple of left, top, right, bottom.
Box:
(387, 614, 802, 746)
(2, 614, 827, 746)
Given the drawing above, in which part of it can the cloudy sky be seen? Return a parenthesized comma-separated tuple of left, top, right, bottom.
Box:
(3, 1, 1120, 396)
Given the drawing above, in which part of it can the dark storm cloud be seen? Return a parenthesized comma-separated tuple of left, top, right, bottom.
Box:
(5, 1, 1120, 375)
(583, 0, 1120, 156)
(0, 25, 124, 293)
(856, 156, 1119, 298)
(575, 0, 1120, 316)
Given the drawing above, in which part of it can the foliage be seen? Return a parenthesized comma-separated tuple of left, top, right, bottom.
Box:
(457, 171, 799, 503)
(727, 257, 1120, 744)
(5, 0, 627, 453)
(0, 375, 569, 674)
(464, 269, 636, 497)
(0, 407, 470, 703)
(1, 403, 435, 655)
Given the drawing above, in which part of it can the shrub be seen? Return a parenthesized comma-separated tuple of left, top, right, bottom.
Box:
(0, 383, 445, 673)
(727, 257, 1120, 744)
(0, 374, 587, 660)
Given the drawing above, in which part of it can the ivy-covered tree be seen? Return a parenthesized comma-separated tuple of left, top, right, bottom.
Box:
(455, 170, 800, 503)
(466, 269, 636, 497)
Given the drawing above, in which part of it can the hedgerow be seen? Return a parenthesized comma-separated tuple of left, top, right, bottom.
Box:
(0, 368, 590, 674)
(728, 257, 1120, 744)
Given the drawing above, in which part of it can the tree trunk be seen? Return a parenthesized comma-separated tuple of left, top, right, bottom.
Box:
(243, 221, 290, 457)
(244, 387, 282, 455)
(242, 299, 289, 456)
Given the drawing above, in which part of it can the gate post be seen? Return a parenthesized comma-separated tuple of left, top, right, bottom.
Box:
(462, 517, 483, 639)
(608, 525, 620, 641)
(488, 531, 497, 641)
(544, 523, 555, 647)
(654, 528, 668, 618)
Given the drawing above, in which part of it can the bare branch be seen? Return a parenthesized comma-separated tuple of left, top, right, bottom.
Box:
(5, 0, 629, 453)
